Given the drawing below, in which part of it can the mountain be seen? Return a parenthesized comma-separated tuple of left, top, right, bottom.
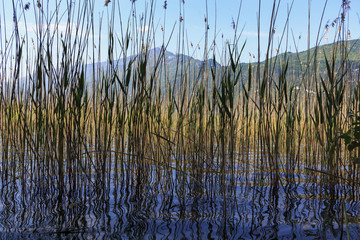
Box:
(18, 40, 355, 94)
(239, 40, 360, 87)
(84, 47, 221, 92)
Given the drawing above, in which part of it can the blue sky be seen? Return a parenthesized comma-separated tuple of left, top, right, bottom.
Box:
(1, 0, 359, 64)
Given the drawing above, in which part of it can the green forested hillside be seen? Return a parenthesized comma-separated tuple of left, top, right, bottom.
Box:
(239, 40, 360, 87)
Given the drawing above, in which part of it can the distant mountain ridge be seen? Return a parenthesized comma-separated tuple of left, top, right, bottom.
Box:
(17, 40, 354, 93)
(82, 47, 222, 92)
(16, 40, 359, 91)
(85, 47, 221, 77)
(239, 39, 360, 86)
(87, 40, 360, 84)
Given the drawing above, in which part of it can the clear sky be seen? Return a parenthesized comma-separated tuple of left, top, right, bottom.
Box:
(1, 0, 360, 64)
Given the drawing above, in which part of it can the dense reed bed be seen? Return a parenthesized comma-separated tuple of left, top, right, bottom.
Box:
(0, 0, 360, 238)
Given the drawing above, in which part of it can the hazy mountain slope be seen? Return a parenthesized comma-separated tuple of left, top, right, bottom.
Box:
(82, 40, 359, 92)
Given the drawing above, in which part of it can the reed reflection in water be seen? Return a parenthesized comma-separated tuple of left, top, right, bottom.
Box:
(0, 147, 360, 239)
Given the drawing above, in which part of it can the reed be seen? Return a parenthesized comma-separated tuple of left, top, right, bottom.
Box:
(0, 1, 360, 236)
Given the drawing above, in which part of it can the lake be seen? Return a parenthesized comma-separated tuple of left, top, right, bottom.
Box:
(0, 146, 359, 239)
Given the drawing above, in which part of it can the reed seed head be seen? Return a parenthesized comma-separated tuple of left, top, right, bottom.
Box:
(24, 2, 30, 10)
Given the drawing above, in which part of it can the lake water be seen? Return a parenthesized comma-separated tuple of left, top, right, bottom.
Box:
(0, 148, 360, 239)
